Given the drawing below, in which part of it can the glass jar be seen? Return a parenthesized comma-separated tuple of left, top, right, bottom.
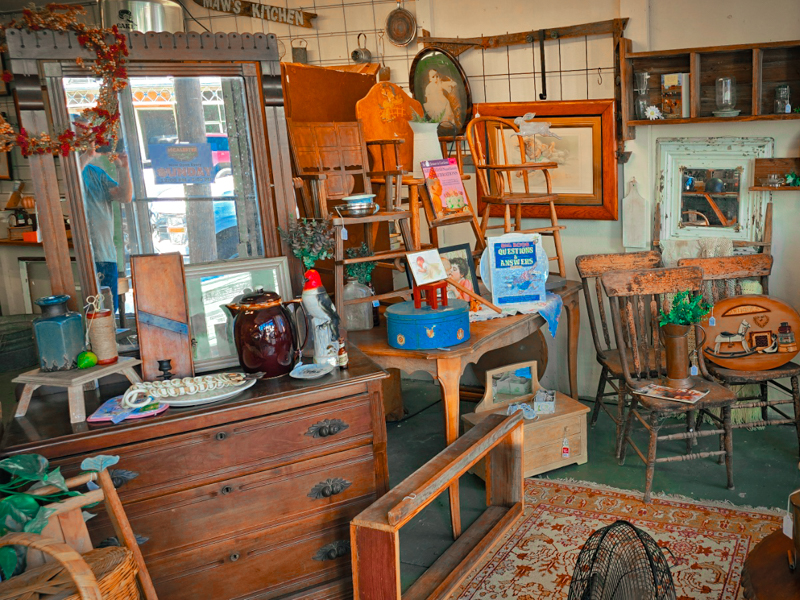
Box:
(342, 279, 373, 331)
(775, 84, 791, 114)
(32, 295, 84, 371)
(715, 77, 737, 110)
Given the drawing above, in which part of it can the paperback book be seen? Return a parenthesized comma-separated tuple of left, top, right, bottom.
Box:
(635, 383, 708, 404)
(486, 233, 548, 307)
(421, 158, 469, 214)
(661, 73, 691, 119)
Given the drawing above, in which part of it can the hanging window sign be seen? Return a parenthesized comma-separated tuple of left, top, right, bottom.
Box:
(149, 143, 215, 185)
(192, 0, 317, 28)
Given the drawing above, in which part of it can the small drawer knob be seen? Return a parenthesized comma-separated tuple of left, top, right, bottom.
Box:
(221, 485, 233, 495)
(215, 431, 228, 441)
(230, 552, 240, 562)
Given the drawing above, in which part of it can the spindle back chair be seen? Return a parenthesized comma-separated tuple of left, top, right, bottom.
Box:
(678, 254, 800, 455)
(601, 266, 736, 503)
(575, 251, 663, 439)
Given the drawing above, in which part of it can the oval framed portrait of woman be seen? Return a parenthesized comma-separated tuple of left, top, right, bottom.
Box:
(409, 46, 472, 136)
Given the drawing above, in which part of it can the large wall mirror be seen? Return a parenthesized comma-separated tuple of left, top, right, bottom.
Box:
(15, 31, 293, 370)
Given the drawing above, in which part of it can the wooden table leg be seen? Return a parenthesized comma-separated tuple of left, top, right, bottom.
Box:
(67, 386, 86, 424)
(436, 356, 462, 539)
(122, 367, 142, 384)
(564, 291, 581, 400)
(15, 384, 41, 418)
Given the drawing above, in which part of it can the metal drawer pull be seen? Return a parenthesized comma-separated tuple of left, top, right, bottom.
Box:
(215, 431, 228, 441)
(308, 477, 351, 500)
(220, 485, 234, 495)
(230, 552, 240, 562)
(109, 468, 139, 489)
(312, 540, 350, 561)
(305, 419, 349, 439)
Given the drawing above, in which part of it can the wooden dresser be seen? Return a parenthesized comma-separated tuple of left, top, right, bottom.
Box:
(1, 348, 388, 600)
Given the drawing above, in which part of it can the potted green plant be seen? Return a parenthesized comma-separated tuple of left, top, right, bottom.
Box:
(659, 291, 711, 388)
(278, 218, 335, 270)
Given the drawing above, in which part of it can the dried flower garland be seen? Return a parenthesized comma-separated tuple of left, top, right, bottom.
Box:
(0, 4, 128, 158)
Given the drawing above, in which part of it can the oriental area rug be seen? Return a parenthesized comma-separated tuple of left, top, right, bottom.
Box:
(451, 479, 783, 600)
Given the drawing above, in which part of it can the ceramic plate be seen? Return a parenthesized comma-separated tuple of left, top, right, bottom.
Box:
(290, 363, 336, 380)
(160, 377, 258, 407)
(342, 193, 376, 202)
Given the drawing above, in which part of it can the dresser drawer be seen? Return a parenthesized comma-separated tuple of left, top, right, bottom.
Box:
(58, 394, 374, 502)
(88, 445, 377, 558)
(147, 506, 363, 600)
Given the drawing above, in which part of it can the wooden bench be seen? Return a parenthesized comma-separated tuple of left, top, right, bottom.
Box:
(351, 412, 524, 600)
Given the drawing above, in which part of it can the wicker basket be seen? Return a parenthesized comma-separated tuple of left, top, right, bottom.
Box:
(0, 534, 141, 600)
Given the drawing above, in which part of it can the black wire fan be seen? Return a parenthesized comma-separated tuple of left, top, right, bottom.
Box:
(567, 520, 676, 600)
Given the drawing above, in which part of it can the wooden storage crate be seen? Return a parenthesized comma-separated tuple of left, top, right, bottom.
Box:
(462, 360, 590, 478)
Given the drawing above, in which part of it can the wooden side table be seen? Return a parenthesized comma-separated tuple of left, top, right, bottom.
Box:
(742, 530, 800, 599)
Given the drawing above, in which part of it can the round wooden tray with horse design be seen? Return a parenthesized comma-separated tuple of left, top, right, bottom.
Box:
(701, 294, 800, 371)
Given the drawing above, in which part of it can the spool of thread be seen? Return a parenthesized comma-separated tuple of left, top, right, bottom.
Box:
(86, 309, 118, 365)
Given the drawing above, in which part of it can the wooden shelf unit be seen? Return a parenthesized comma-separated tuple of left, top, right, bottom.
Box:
(620, 38, 800, 139)
(748, 157, 800, 192)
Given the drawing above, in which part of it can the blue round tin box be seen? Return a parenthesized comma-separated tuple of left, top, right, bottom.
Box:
(386, 299, 470, 350)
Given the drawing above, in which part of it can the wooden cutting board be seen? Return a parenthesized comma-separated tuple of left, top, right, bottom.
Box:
(131, 253, 194, 381)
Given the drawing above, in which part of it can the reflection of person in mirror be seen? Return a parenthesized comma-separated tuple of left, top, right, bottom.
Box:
(423, 68, 461, 128)
(76, 123, 132, 313)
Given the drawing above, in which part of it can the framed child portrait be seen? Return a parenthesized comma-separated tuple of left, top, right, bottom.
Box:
(406, 243, 479, 302)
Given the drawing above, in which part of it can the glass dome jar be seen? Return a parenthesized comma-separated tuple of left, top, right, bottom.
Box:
(342, 279, 373, 331)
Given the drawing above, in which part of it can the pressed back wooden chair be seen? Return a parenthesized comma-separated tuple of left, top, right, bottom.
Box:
(575, 251, 663, 441)
(678, 254, 800, 454)
(602, 266, 736, 503)
(466, 116, 566, 278)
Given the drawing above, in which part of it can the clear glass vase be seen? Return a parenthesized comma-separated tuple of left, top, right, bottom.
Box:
(343, 279, 373, 331)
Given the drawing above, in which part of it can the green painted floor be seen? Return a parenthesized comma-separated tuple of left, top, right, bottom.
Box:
(388, 379, 800, 590)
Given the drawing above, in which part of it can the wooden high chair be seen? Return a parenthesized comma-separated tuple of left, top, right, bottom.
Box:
(466, 116, 567, 278)
(287, 118, 420, 315)
(356, 82, 485, 254)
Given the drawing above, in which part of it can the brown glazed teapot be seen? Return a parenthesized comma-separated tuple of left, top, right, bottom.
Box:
(226, 290, 306, 378)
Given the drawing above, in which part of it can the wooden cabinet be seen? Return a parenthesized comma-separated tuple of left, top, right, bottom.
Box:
(620, 38, 800, 139)
(1, 348, 388, 600)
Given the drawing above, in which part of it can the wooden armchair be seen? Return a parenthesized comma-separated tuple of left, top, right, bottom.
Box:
(678, 254, 800, 454)
(602, 266, 736, 503)
(0, 467, 157, 600)
(287, 119, 420, 314)
(466, 116, 566, 278)
(576, 251, 663, 443)
(356, 82, 485, 254)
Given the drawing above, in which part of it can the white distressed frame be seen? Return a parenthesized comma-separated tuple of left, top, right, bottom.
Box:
(656, 137, 773, 244)
(185, 257, 293, 372)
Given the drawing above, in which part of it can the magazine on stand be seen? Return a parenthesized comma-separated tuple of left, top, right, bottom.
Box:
(635, 383, 708, 404)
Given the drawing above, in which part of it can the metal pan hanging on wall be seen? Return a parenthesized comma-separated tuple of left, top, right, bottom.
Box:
(409, 45, 472, 136)
(385, 1, 417, 47)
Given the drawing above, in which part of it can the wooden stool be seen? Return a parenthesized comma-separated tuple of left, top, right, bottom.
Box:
(412, 281, 449, 310)
(13, 357, 142, 424)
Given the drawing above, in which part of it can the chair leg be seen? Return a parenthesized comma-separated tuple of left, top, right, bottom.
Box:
(686, 410, 696, 454)
(618, 396, 637, 464)
(481, 204, 492, 236)
(760, 382, 769, 421)
(616, 382, 626, 449)
(792, 376, 800, 458)
(515, 204, 522, 231)
(644, 411, 661, 504)
(503, 205, 511, 233)
(723, 405, 734, 490)
(590, 366, 608, 427)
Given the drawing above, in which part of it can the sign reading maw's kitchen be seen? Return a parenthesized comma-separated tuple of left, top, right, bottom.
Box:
(193, 0, 317, 28)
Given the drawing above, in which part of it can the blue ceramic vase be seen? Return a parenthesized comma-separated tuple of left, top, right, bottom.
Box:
(32, 295, 84, 372)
